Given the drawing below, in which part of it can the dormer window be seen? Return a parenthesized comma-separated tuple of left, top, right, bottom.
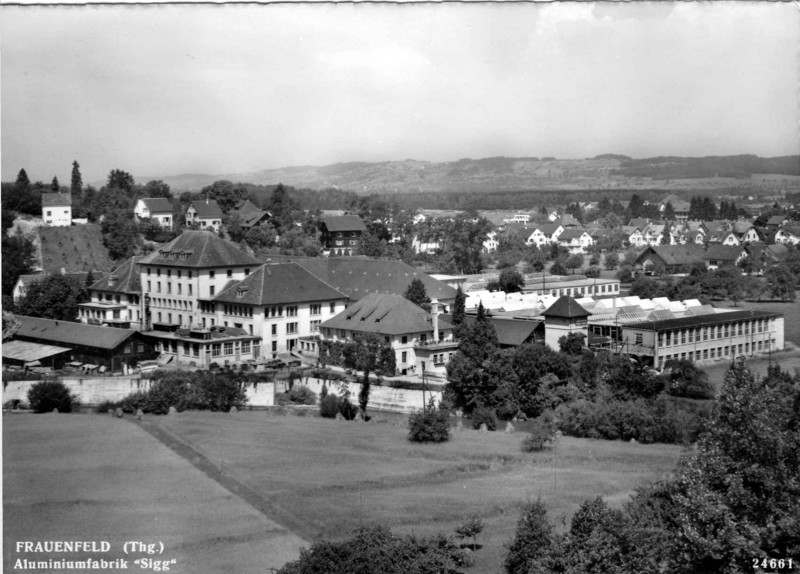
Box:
(236, 287, 248, 298)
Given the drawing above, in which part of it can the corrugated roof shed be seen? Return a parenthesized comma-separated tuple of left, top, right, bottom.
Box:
(14, 316, 138, 350)
(625, 309, 781, 331)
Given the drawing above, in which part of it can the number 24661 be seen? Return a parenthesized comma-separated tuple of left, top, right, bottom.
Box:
(753, 558, 793, 570)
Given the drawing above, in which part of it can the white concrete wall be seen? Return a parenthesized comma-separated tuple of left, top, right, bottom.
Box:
(298, 377, 442, 414)
(4, 378, 274, 409)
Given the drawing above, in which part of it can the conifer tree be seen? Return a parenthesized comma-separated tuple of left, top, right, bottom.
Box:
(70, 161, 82, 195)
(50, 176, 60, 192)
(403, 277, 431, 312)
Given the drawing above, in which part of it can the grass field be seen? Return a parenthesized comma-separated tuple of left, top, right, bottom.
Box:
(715, 295, 800, 346)
(155, 411, 684, 573)
(3, 414, 306, 573)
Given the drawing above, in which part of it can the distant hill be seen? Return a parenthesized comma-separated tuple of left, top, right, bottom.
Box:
(134, 154, 800, 195)
(38, 224, 115, 274)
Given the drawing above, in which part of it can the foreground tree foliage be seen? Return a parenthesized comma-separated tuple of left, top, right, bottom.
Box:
(408, 402, 451, 443)
(403, 277, 432, 312)
(17, 273, 89, 321)
(503, 361, 800, 574)
(278, 526, 471, 574)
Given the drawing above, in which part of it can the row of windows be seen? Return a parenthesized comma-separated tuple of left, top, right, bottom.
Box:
(658, 339, 775, 367)
(160, 339, 257, 357)
(657, 319, 769, 347)
(147, 280, 194, 296)
(202, 302, 338, 317)
(535, 283, 618, 297)
(147, 267, 252, 279)
(151, 298, 193, 312)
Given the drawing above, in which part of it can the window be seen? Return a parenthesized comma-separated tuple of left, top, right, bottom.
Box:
(635, 333, 643, 345)
(401, 335, 408, 344)
(401, 351, 407, 363)
(147, 280, 152, 291)
(184, 342, 191, 355)
(210, 286, 215, 296)
(212, 344, 221, 357)
(310, 320, 321, 332)
(157, 281, 161, 293)
(310, 304, 321, 315)
(210, 271, 215, 279)
(224, 342, 233, 355)
(271, 324, 277, 336)
(286, 306, 298, 317)
(242, 341, 251, 353)
(286, 322, 298, 334)
(167, 282, 172, 294)
(46, 210, 52, 216)
(227, 269, 233, 278)
(157, 268, 161, 276)
(272, 341, 278, 352)
(330, 302, 336, 313)
(188, 284, 193, 296)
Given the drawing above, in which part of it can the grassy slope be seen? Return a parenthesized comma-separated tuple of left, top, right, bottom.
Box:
(3, 414, 306, 573)
(157, 411, 684, 573)
(37, 224, 114, 273)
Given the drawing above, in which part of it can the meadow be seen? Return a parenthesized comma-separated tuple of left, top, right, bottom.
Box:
(155, 410, 684, 573)
(3, 414, 305, 573)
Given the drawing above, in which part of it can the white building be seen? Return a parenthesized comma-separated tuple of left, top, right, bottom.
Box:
(78, 257, 143, 329)
(134, 198, 174, 230)
(42, 193, 72, 227)
(185, 198, 223, 232)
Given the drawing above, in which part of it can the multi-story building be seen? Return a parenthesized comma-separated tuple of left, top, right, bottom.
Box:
(137, 230, 263, 331)
(78, 256, 143, 329)
(41, 193, 72, 226)
(621, 309, 784, 369)
(320, 293, 455, 376)
(319, 215, 367, 256)
(134, 198, 174, 230)
(197, 263, 348, 359)
(185, 199, 223, 232)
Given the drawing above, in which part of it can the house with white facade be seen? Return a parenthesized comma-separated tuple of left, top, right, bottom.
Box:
(134, 198, 174, 230)
(185, 198, 223, 232)
(78, 256, 143, 329)
(197, 263, 349, 359)
(41, 193, 72, 227)
(320, 293, 455, 377)
(557, 228, 594, 253)
(483, 230, 499, 252)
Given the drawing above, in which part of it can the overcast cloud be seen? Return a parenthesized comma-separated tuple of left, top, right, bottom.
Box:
(1, 2, 797, 184)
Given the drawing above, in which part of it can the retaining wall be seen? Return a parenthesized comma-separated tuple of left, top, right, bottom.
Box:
(3, 378, 275, 409)
(297, 377, 441, 414)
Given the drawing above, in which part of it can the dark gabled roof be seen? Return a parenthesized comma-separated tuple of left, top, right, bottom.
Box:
(558, 228, 588, 241)
(745, 243, 789, 262)
(624, 309, 781, 332)
(451, 314, 542, 346)
(234, 199, 261, 214)
(41, 193, 72, 206)
(14, 316, 138, 350)
(628, 218, 650, 229)
(139, 198, 173, 213)
(635, 245, 705, 266)
(89, 256, 142, 293)
(321, 215, 367, 233)
(541, 296, 591, 319)
(557, 214, 580, 227)
(138, 230, 263, 268)
(239, 210, 271, 229)
(294, 258, 458, 302)
(210, 263, 347, 306)
(321, 293, 449, 336)
(766, 215, 787, 226)
(702, 244, 744, 262)
(189, 199, 224, 219)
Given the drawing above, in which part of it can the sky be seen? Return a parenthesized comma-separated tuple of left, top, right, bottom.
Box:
(1, 2, 798, 184)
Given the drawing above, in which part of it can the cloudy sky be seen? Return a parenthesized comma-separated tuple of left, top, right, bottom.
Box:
(1, 2, 797, 184)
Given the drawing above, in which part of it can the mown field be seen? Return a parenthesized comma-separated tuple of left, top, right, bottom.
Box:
(156, 411, 684, 573)
(3, 414, 305, 573)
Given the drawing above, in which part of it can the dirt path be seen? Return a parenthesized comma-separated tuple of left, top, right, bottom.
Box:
(138, 418, 318, 542)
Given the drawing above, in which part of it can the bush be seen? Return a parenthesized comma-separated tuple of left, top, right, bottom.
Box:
(114, 371, 248, 415)
(319, 393, 341, 418)
(288, 385, 317, 405)
(470, 405, 497, 431)
(408, 407, 451, 443)
(27, 380, 79, 413)
(522, 412, 558, 452)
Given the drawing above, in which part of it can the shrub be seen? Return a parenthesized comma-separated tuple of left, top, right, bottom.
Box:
(471, 405, 497, 431)
(455, 514, 484, 549)
(408, 407, 451, 443)
(522, 412, 558, 452)
(319, 393, 340, 418)
(27, 380, 79, 413)
(288, 385, 317, 405)
(504, 499, 553, 574)
(114, 371, 248, 415)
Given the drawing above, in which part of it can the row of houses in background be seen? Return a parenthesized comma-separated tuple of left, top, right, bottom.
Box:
(634, 242, 792, 273)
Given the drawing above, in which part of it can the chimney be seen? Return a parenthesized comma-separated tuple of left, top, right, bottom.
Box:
(431, 299, 439, 341)
(108, 274, 118, 286)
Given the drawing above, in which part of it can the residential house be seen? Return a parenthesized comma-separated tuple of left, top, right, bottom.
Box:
(634, 245, 705, 274)
(320, 293, 455, 377)
(624, 226, 646, 248)
(731, 222, 760, 244)
(702, 245, 746, 270)
(78, 256, 143, 329)
(197, 262, 349, 359)
(185, 198, 224, 232)
(319, 215, 367, 256)
(137, 230, 264, 331)
(41, 193, 72, 227)
(10, 315, 157, 373)
(134, 198, 174, 230)
(411, 235, 441, 254)
(744, 243, 790, 269)
(659, 194, 690, 220)
(557, 214, 581, 228)
(483, 230, 499, 252)
(230, 199, 272, 231)
(765, 215, 789, 231)
(502, 214, 531, 224)
(294, 257, 458, 309)
(557, 228, 594, 253)
(772, 224, 800, 245)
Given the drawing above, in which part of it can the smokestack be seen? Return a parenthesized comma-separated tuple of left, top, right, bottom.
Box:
(431, 299, 439, 341)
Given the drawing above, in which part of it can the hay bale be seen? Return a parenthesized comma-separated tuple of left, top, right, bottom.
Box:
(479, 423, 488, 433)
(505, 422, 516, 434)
(167, 406, 178, 416)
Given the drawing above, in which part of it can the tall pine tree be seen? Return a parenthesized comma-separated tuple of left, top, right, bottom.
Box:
(50, 176, 60, 192)
(403, 278, 431, 312)
(70, 161, 82, 195)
